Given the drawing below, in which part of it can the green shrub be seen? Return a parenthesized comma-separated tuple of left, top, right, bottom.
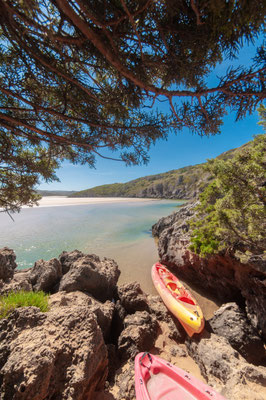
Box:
(0, 290, 49, 319)
(190, 122, 266, 258)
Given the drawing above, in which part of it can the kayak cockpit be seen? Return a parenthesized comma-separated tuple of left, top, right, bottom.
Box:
(135, 353, 226, 400)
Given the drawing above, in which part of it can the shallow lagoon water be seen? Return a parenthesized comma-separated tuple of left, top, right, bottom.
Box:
(0, 198, 183, 293)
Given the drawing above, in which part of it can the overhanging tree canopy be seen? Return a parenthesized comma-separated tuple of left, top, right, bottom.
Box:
(0, 0, 265, 212)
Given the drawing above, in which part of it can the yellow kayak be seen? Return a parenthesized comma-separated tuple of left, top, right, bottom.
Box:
(151, 263, 204, 336)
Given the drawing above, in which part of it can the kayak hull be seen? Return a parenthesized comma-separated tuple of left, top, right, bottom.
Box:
(135, 352, 227, 400)
(151, 263, 204, 336)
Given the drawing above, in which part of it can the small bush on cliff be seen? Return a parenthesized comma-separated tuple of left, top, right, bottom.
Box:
(190, 106, 266, 258)
(0, 290, 49, 319)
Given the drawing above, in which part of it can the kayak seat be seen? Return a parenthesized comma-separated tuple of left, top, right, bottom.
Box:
(167, 282, 178, 291)
(178, 296, 195, 305)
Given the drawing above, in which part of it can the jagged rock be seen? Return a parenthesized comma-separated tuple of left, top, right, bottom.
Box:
(29, 258, 62, 293)
(244, 275, 266, 341)
(147, 294, 170, 321)
(117, 281, 150, 313)
(59, 254, 120, 302)
(0, 269, 32, 295)
(0, 247, 17, 282)
(186, 333, 266, 400)
(0, 305, 108, 400)
(113, 359, 135, 400)
(59, 250, 84, 275)
(117, 311, 158, 361)
(209, 302, 266, 365)
(152, 201, 197, 238)
(49, 291, 115, 341)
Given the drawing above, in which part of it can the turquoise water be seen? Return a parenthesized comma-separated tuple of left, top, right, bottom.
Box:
(0, 199, 183, 292)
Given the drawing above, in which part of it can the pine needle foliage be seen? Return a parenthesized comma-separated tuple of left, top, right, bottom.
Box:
(190, 106, 266, 257)
(0, 290, 49, 319)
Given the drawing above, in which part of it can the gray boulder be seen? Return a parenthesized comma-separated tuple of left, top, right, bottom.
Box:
(0, 269, 32, 295)
(49, 291, 115, 341)
(0, 247, 17, 282)
(117, 281, 150, 313)
(59, 254, 120, 302)
(59, 250, 84, 275)
(29, 258, 62, 293)
(209, 302, 266, 365)
(186, 333, 266, 400)
(0, 304, 108, 400)
(117, 311, 158, 361)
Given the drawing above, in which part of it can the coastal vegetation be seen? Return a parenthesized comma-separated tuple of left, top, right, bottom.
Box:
(0, 1, 265, 213)
(37, 190, 75, 197)
(69, 140, 254, 199)
(0, 290, 49, 319)
(190, 106, 266, 257)
(69, 164, 207, 199)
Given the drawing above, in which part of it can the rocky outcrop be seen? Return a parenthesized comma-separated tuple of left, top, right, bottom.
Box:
(0, 249, 121, 399)
(117, 311, 158, 361)
(59, 250, 85, 275)
(186, 333, 266, 400)
(152, 201, 197, 238)
(29, 258, 62, 293)
(59, 254, 120, 302)
(209, 303, 266, 365)
(0, 247, 17, 282)
(0, 305, 108, 400)
(0, 249, 162, 399)
(0, 269, 32, 294)
(1, 247, 266, 399)
(49, 291, 115, 341)
(117, 281, 150, 313)
(153, 202, 266, 340)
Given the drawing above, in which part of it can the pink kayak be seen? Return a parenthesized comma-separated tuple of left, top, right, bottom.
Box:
(135, 352, 227, 400)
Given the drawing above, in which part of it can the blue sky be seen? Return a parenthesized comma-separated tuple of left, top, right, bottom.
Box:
(38, 38, 265, 191)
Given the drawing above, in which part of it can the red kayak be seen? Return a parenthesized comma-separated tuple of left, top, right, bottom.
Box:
(152, 263, 204, 336)
(135, 352, 227, 400)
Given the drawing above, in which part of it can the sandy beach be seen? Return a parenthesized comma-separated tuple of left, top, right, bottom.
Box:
(23, 196, 156, 208)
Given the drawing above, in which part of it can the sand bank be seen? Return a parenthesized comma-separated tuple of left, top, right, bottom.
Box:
(24, 196, 156, 208)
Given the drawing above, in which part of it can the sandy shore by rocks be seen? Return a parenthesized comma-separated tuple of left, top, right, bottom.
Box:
(24, 196, 155, 208)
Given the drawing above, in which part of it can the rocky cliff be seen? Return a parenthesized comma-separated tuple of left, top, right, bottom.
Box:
(0, 247, 265, 399)
(152, 202, 266, 341)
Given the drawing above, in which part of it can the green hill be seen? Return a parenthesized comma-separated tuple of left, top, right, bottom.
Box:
(69, 143, 249, 200)
(37, 190, 75, 197)
(69, 163, 210, 200)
